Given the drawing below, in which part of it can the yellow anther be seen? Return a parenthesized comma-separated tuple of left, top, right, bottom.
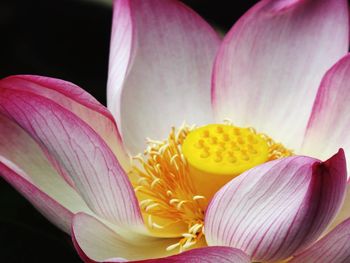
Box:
(152, 222, 164, 229)
(166, 243, 181, 251)
(182, 233, 197, 238)
(151, 178, 161, 188)
(139, 199, 153, 208)
(193, 195, 205, 201)
(169, 199, 180, 205)
(176, 200, 187, 210)
(134, 185, 144, 192)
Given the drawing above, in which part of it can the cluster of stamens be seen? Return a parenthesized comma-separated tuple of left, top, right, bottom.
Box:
(130, 121, 293, 253)
(131, 123, 206, 252)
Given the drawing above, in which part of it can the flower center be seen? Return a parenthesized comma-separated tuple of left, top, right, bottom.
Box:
(182, 124, 270, 200)
(130, 122, 293, 252)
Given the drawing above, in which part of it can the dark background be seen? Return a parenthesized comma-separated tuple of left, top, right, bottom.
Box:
(0, 0, 259, 262)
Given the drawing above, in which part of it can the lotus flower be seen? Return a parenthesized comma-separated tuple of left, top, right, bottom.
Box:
(1, 0, 350, 262)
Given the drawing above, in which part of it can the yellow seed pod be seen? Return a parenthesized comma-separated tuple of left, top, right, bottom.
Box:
(182, 124, 269, 199)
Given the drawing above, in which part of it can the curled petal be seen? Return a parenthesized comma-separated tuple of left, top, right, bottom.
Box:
(205, 150, 347, 262)
(291, 217, 350, 263)
(302, 54, 350, 167)
(0, 88, 143, 230)
(0, 114, 92, 232)
(212, 0, 349, 150)
(108, 0, 220, 154)
(0, 75, 130, 171)
(0, 158, 74, 233)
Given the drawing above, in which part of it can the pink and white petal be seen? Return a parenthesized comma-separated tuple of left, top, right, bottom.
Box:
(205, 150, 347, 262)
(302, 54, 350, 165)
(290, 217, 350, 263)
(0, 89, 143, 230)
(0, 113, 92, 227)
(212, 0, 349, 150)
(0, 159, 74, 233)
(108, 0, 221, 154)
(73, 213, 250, 263)
(327, 181, 350, 233)
(0, 75, 130, 171)
(107, 0, 133, 129)
(134, 247, 250, 263)
(72, 212, 179, 262)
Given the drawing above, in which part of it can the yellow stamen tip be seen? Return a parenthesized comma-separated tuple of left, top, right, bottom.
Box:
(182, 124, 269, 176)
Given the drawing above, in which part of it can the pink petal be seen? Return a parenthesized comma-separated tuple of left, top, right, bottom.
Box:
(0, 75, 130, 170)
(290, 217, 350, 263)
(72, 212, 178, 262)
(327, 181, 350, 233)
(302, 54, 350, 164)
(0, 158, 73, 233)
(0, 113, 92, 231)
(0, 88, 143, 229)
(205, 150, 347, 262)
(212, 0, 349, 150)
(108, 0, 221, 154)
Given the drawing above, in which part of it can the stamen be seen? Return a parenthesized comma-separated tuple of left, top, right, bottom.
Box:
(151, 178, 161, 188)
(131, 123, 205, 251)
(134, 185, 143, 192)
(169, 199, 180, 205)
(166, 243, 181, 251)
(176, 200, 187, 210)
(148, 215, 153, 226)
(139, 199, 153, 208)
(145, 203, 160, 212)
(152, 222, 164, 229)
(165, 223, 204, 252)
(193, 195, 205, 201)
(182, 233, 197, 238)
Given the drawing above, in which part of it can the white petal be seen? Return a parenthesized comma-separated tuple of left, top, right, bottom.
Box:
(212, 0, 349, 150)
(108, 0, 221, 154)
(302, 54, 350, 168)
